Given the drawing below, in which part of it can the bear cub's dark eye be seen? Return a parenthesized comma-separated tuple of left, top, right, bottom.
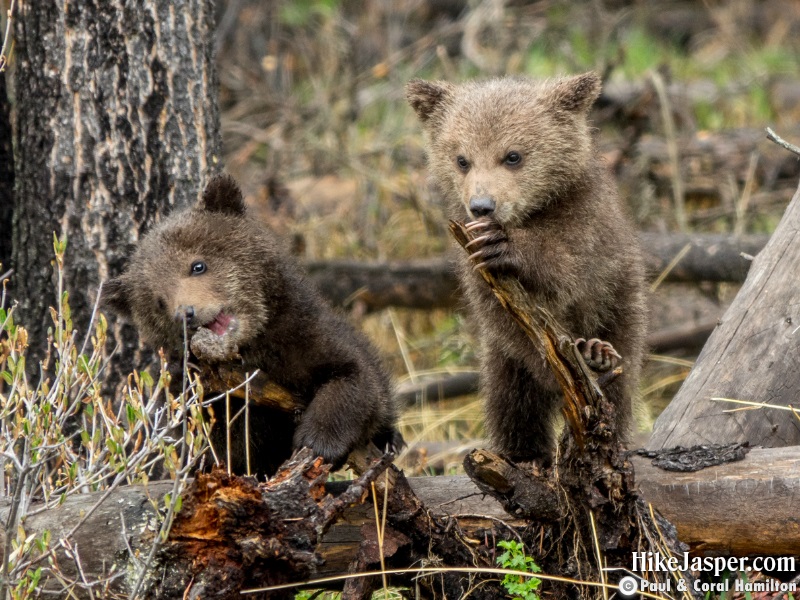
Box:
(504, 151, 522, 166)
(190, 260, 207, 275)
(456, 156, 470, 172)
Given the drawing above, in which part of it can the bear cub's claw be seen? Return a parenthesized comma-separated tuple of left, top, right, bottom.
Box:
(465, 217, 514, 272)
(575, 337, 621, 372)
(293, 428, 351, 471)
(191, 326, 241, 362)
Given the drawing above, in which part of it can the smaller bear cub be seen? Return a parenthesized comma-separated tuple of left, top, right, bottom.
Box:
(103, 174, 401, 476)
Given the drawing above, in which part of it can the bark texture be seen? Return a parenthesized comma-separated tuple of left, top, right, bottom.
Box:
(12, 0, 220, 380)
(649, 181, 800, 449)
(0, 70, 12, 277)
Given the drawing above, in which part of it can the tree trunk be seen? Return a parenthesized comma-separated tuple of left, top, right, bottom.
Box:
(0, 69, 12, 279)
(12, 0, 220, 383)
(649, 181, 800, 450)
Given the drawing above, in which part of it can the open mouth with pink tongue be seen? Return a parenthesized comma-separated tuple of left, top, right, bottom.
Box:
(206, 311, 234, 336)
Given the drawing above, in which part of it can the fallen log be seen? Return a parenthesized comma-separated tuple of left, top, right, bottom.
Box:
(631, 127, 800, 199)
(646, 319, 717, 354)
(4, 446, 799, 594)
(305, 258, 459, 312)
(304, 233, 768, 312)
(638, 232, 765, 284)
(396, 320, 718, 405)
(649, 180, 800, 450)
(630, 446, 800, 556)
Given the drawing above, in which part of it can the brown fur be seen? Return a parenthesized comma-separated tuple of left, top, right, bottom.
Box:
(103, 175, 400, 476)
(407, 73, 647, 463)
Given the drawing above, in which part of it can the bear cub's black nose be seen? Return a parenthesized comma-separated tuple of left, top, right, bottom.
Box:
(469, 195, 496, 217)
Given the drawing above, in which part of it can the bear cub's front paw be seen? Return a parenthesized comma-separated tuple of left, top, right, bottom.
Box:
(465, 217, 515, 273)
(575, 337, 621, 372)
(190, 327, 240, 362)
(293, 424, 352, 471)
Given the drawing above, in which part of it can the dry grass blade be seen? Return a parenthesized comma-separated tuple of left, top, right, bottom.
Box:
(240, 565, 673, 600)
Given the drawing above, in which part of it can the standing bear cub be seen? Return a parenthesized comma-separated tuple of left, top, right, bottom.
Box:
(407, 73, 647, 464)
(103, 174, 400, 476)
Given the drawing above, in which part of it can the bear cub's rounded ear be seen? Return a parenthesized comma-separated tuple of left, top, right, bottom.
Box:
(406, 79, 455, 125)
(198, 173, 247, 215)
(551, 71, 602, 114)
(101, 277, 133, 318)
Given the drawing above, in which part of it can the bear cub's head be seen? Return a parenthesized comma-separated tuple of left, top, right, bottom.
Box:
(103, 175, 277, 356)
(406, 72, 602, 226)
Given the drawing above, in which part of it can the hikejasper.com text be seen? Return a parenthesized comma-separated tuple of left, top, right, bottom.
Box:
(632, 552, 796, 578)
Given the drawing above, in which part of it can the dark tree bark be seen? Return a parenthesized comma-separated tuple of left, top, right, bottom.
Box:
(0, 69, 12, 280)
(649, 181, 800, 450)
(12, 0, 220, 382)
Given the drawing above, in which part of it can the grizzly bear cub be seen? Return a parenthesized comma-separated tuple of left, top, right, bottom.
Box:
(407, 73, 647, 464)
(103, 174, 400, 476)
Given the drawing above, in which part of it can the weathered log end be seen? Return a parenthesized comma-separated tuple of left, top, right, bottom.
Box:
(462, 449, 565, 521)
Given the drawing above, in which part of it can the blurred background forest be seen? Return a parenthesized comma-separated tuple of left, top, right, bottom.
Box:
(208, 0, 799, 473)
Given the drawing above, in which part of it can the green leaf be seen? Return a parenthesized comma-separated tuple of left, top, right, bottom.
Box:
(139, 370, 154, 388)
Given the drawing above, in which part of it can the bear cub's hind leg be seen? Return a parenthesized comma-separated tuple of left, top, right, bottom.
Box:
(482, 351, 561, 466)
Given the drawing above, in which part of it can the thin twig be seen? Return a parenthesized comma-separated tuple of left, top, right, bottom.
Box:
(63, 541, 96, 600)
(733, 153, 759, 237)
(1, 462, 31, 600)
(589, 511, 608, 600)
(245, 374, 251, 476)
(766, 127, 800, 157)
(225, 391, 231, 476)
(370, 481, 389, 598)
(80, 282, 105, 358)
(0, 0, 16, 72)
(118, 512, 140, 570)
